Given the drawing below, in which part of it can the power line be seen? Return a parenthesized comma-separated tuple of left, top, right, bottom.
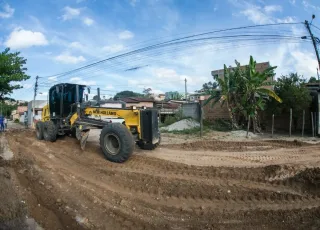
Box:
(39, 35, 307, 85)
(311, 24, 320, 32)
(40, 22, 303, 82)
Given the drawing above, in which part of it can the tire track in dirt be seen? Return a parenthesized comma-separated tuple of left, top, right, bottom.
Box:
(5, 130, 320, 229)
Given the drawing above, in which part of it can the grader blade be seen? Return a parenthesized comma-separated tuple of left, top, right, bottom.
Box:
(80, 130, 90, 150)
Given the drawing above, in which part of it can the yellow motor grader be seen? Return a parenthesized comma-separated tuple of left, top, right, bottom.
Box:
(36, 83, 160, 163)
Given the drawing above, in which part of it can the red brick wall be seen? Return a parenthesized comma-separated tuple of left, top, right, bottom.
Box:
(203, 101, 230, 121)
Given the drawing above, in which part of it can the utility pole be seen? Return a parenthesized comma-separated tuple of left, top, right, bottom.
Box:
(31, 76, 39, 128)
(317, 68, 320, 88)
(184, 78, 187, 102)
(304, 18, 320, 71)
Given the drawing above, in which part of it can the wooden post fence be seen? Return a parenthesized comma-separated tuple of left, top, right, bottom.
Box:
(271, 114, 274, 138)
(311, 112, 314, 137)
(302, 110, 305, 137)
(289, 108, 292, 137)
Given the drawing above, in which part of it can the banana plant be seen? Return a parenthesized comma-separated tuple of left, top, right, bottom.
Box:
(204, 63, 242, 129)
(240, 56, 282, 133)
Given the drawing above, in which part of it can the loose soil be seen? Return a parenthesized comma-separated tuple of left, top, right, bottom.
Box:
(1, 129, 320, 229)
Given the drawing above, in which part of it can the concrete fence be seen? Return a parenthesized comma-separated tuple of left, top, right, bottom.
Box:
(181, 103, 200, 121)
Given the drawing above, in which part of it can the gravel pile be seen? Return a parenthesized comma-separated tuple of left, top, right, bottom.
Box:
(162, 119, 200, 131)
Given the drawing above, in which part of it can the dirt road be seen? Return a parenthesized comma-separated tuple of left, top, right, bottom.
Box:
(1, 129, 320, 229)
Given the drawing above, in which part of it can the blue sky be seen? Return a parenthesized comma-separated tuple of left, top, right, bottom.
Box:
(1, 0, 320, 100)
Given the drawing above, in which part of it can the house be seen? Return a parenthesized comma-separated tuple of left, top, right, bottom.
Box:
(11, 110, 18, 120)
(153, 94, 166, 101)
(189, 93, 203, 102)
(211, 62, 274, 90)
(27, 100, 47, 126)
(10, 106, 27, 121)
(120, 97, 154, 108)
(155, 101, 181, 123)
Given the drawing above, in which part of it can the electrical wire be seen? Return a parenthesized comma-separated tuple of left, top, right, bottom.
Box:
(39, 38, 309, 86)
(39, 35, 308, 85)
(40, 22, 303, 82)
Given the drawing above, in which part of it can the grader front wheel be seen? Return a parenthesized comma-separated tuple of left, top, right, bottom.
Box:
(36, 121, 44, 140)
(99, 123, 134, 163)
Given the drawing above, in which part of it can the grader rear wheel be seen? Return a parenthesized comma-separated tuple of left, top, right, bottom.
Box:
(99, 123, 134, 163)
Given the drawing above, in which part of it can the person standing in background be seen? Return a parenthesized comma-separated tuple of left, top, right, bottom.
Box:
(24, 114, 28, 129)
(4, 117, 7, 130)
(0, 116, 4, 132)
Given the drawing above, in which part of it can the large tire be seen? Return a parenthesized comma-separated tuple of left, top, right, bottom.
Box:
(99, 123, 134, 163)
(43, 121, 57, 142)
(138, 133, 161, 150)
(36, 121, 44, 140)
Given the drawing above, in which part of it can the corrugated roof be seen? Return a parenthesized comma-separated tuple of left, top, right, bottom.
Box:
(120, 97, 154, 103)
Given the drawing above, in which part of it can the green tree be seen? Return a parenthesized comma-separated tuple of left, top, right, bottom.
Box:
(267, 73, 312, 130)
(0, 48, 30, 100)
(114, 90, 144, 100)
(0, 101, 17, 117)
(205, 56, 281, 131)
(199, 81, 218, 93)
(165, 91, 183, 100)
(240, 56, 282, 132)
(143, 88, 152, 98)
(309, 76, 318, 83)
(204, 62, 242, 129)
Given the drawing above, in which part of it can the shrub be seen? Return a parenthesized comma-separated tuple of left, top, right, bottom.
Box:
(14, 118, 19, 123)
(163, 116, 178, 126)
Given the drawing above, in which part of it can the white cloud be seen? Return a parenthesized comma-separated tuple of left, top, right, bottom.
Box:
(5, 28, 48, 49)
(290, 50, 318, 76)
(237, 2, 294, 25)
(241, 5, 273, 24)
(0, 3, 14, 18)
(102, 44, 125, 53)
(264, 5, 282, 13)
(302, 0, 320, 11)
(54, 52, 86, 64)
(118, 30, 134, 40)
(105, 84, 114, 89)
(69, 41, 85, 50)
(62, 6, 81, 21)
(48, 76, 57, 82)
(276, 16, 296, 23)
(83, 17, 94, 26)
(22, 83, 32, 89)
(70, 77, 96, 86)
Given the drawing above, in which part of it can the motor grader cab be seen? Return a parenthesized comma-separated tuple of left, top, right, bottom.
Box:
(35, 83, 160, 163)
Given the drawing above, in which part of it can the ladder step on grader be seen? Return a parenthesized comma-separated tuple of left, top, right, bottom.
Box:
(35, 83, 160, 163)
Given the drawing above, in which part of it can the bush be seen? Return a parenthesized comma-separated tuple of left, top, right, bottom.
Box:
(14, 118, 19, 123)
(206, 119, 232, 131)
(163, 116, 178, 126)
